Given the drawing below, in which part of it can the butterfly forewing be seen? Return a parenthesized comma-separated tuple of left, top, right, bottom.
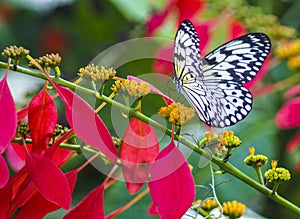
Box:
(173, 20, 271, 128)
(173, 20, 202, 90)
(203, 33, 271, 84)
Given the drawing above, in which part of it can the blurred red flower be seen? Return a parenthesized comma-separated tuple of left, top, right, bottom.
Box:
(39, 26, 69, 54)
(276, 85, 300, 170)
(146, 0, 205, 36)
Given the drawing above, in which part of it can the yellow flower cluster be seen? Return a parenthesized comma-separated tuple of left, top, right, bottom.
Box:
(2, 45, 30, 60)
(244, 147, 268, 168)
(111, 80, 126, 93)
(222, 200, 246, 219)
(245, 14, 296, 39)
(158, 103, 195, 125)
(275, 40, 300, 59)
(78, 64, 116, 82)
(199, 131, 219, 147)
(112, 79, 151, 98)
(275, 39, 300, 70)
(28, 53, 61, 69)
(198, 199, 218, 211)
(265, 160, 291, 183)
(220, 131, 242, 149)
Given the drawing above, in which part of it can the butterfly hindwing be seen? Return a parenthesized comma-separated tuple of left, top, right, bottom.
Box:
(173, 20, 271, 127)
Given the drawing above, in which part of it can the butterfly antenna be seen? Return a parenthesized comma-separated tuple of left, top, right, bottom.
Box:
(180, 132, 199, 145)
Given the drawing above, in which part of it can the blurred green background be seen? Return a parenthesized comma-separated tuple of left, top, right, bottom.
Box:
(1, 0, 300, 218)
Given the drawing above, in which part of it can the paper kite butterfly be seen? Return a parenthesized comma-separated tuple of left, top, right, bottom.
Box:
(173, 20, 271, 128)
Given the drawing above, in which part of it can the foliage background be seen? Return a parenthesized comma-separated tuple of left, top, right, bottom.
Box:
(1, 0, 300, 218)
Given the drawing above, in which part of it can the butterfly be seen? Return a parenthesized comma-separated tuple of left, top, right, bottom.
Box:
(173, 20, 271, 128)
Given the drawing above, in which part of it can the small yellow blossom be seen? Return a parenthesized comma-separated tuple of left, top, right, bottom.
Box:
(244, 147, 268, 167)
(28, 53, 61, 69)
(275, 39, 300, 59)
(287, 55, 300, 70)
(78, 64, 116, 82)
(199, 131, 219, 146)
(219, 131, 242, 149)
(201, 199, 218, 211)
(188, 164, 193, 172)
(2, 45, 30, 60)
(111, 79, 128, 93)
(121, 80, 151, 97)
(263, 25, 296, 39)
(158, 103, 195, 125)
(192, 199, 218, 212)
(265, 160, 291, 183)
(222, 200, 246, 219)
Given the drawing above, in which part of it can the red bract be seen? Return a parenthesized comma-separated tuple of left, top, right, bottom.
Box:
(25, 152, 71, 209)
(0, 61, 17, 153)
(50, 81, 118, 163)
(0, 155, 9, 188)
(6, 143, 25, 171)
(120, 117, 159, 194)
(15, 170, 78, 219)
(149, 140, 195, 219)
(148, 201, 159, 216)
(0, 182, 12, 218)
(63, 185, 104, 219)
(28, 86, 58, 153)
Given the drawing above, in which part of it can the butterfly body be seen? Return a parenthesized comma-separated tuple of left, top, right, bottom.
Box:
(173, 20, 271, 128)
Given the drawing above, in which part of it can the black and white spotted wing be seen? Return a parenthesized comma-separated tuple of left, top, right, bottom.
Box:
(173, 20, 271, 127)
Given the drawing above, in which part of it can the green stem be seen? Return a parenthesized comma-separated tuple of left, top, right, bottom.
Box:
(2, 62, 300, 215)
(272, 183, 279, 196)
(255, 167, 264, 185)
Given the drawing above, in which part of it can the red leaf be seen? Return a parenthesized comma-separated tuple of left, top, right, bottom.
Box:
(148, 202, 159, 216)
(6, 142, 32, 171)
(51, 82, 118, 163)
(17, 107, 28, 122)
(44, 130, 74, 164)
(15, 170, 78, 219)
(0, 183, 12, 219)
(28, 86, 57, 153)
(25, 152, 71, 209)
(6, 143, 25, 171)
(0, 155, 9, 188)
(120, 117, 159, 194)
(63, 185, 104, 219)
(0, 65, 17, 153)
(149, 140, 195, 219)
